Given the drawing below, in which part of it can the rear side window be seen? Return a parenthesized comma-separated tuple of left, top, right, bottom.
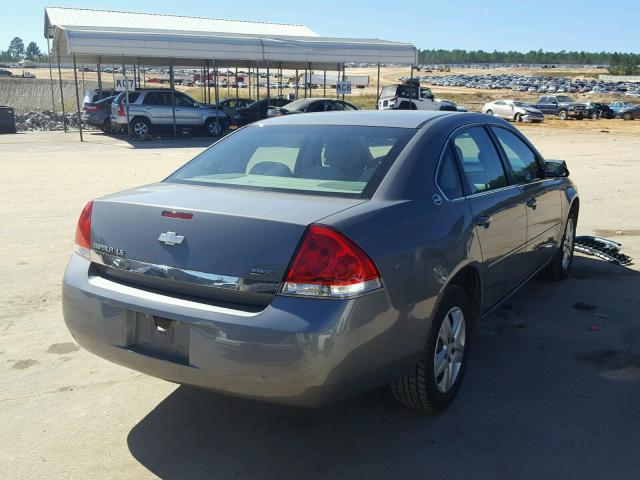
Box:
(491, 128, 542, 184)
(167, 125, 415, 197)
(437, 146, 464, 199)
(452, 127, 508, 194)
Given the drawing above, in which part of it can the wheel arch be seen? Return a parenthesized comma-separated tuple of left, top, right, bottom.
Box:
(443, 262, 483, 322)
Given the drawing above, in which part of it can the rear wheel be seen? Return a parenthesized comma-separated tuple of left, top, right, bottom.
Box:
(514, 112, 522, 122)
(391, 285, 470, 413)
(558, 110, 568, 120)
(623, 112, 633, 121)
(485, 109, 493, 116)
(130, 117, 150, 138)
(591, 111, 599, 120)
(546, 211, 577, 281)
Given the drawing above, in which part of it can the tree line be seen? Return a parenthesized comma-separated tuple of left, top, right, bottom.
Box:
(418, 49, 640, 75)
(0, 37, 48, 62)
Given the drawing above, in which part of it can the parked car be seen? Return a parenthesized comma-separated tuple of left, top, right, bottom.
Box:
(532, 95, 587, 120)
(230, 98, 292, 126)
(83, 89, 118, 107)
(0, 69, 13, 77)
(617, 104, 640, 120)
(584, 102, 615, 119)
(111, 89, 228, 137)
(609, 101, 636, 114)
(378, 81, 438, 110)
(216, 98, 253, 110)
(268, 98, 358, 117)
(62, 111, 579, 412)
(82, 95, 119, 133)
(482, 100, 544, 123)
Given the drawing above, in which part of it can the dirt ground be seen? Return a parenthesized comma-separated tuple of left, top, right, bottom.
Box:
(1, 124, 639, 479)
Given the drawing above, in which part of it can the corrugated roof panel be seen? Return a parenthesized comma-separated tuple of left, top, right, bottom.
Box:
(45, 6, 318, 38)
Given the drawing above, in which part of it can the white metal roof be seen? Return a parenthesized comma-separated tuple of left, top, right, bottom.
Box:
(44, 6, 318, 38)
(46, 7, 417, 68)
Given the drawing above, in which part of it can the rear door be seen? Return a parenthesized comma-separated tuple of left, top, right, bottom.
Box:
(142, 91, 173, 125)
(490, 126, 562, 271)
(452, 126, 528, 309)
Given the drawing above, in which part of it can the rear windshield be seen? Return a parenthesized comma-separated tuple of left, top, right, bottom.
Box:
(167, 125, 415, 197)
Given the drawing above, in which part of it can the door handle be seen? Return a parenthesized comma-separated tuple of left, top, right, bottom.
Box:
(475, 215, 492, 228)
(526, 198, 538, 209)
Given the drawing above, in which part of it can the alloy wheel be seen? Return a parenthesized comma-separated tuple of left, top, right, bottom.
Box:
(133, 121, 148, 136)
(562, 218, 575, 270)
(434, 306, 466, 393)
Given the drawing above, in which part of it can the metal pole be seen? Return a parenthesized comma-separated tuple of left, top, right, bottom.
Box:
(81, 65, 85, 94)
(169, 58, 176, 138)
(376, 62, 381, 109)
(206, 60, 211, 104)
(112, 65, 115, 87)
(46, 37, 56, 114)
(341, 63, 345, 101)
(266, 65, 271, 107)
(303, 65, 307, 99)
(123, 57, 131, 138)
(235, 67, 239, 101)
(256, 61, 260, 122)
(227, 68, 230, 97)
(295, 68, 299, 99)
(56, 48, 67, 132)
(72, 55, 83, 142)
(308, 63, 312, 98)
(214, 59, 220, 133)
(336, 63, 340, 99)
(97, 56, 102, 96)
(323, 70, 326, 97)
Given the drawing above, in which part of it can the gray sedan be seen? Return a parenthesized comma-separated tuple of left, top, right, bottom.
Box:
(62, 111, 579, 412)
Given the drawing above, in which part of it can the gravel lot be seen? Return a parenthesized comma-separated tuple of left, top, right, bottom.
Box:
(1, 126, 639, 479)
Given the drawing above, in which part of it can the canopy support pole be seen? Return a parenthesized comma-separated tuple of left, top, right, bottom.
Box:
(266, 65, 271, 107)
(295, 69, 299, 99)
(256, 61, 260, 122)
(342, 63, 345, 101)
(122, 57, 131, 139)
(97, 56, 102, 96)
(323, 70, 326, 97)
(214, 59, 220, 133)
(308, 62, 312, 98)
(56, 48, 67, 133)
(72, 55, 83, 142)
(376, 62, 381, 109)
(248, 66, 252, 101)
(169, 58, 177, 138)
(278, 63, 282, 97)
(336, 63, 339, 99)
(46, 37, 56, 114)
(235, 67, 239, 101)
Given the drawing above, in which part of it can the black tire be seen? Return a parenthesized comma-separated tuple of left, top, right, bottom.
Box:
(590, 111, 599, 120)
(576, 115, 584, 120)
(546, 209, 578, 281)
(514, 113, 522, 122)
(391, 285, 471, 413)
(558, 110, 568, 120)
(101, 118, 113, 134)
(623, 112, 633, 121)
(130, 117, 151, 138)
(205, 118, 227, 137)
(485, 109, 493, 116)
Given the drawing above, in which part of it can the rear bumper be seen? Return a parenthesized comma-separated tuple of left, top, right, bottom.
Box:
(62, 254, 419, 406)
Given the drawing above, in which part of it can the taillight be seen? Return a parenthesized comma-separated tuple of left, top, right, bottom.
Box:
(74, 201, 93, 258)
(117, 103, 125, 116)
(281, 225, 381, 298)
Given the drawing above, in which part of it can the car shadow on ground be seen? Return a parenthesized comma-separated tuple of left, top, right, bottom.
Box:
(127, 255, 640, 479)
(81, 130, 226, 149)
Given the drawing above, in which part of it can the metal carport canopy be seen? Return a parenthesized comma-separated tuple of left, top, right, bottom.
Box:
(52, 26, 417, 69)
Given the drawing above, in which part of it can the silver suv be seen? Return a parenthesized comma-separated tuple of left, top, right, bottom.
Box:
(111, 89, 228, 137)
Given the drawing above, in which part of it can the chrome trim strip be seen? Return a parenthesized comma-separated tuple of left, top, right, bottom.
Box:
(90, 250, 241, 291)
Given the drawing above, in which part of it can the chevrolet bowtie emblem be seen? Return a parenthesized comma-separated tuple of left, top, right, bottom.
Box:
(158, 231, 185, 246)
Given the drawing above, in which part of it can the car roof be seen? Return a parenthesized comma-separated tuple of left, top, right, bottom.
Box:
(257, 110, 454, 128)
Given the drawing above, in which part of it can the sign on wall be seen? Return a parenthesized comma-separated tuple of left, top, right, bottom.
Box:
(115, 77, 135, 91)
(336, 81, 352, 95)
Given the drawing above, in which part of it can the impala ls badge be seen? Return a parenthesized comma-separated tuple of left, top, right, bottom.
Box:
(158, 231, 185, 246)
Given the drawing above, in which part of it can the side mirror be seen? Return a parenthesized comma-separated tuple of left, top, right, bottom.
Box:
(544, 160, 569, 178)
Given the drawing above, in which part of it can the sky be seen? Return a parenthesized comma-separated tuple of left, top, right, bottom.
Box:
(2, 0, 639, 54)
